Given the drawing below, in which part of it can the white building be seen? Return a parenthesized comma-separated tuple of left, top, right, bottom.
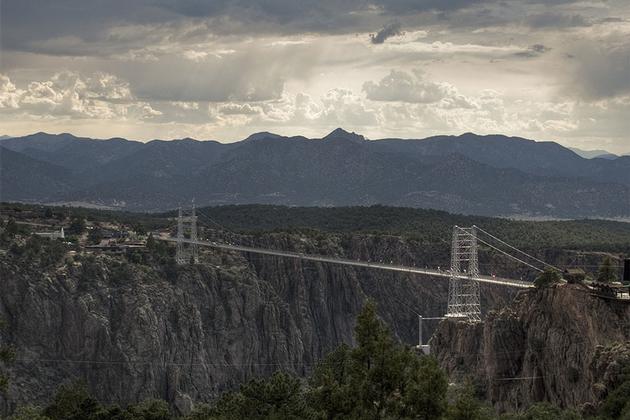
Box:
(35, 227, 65, 240)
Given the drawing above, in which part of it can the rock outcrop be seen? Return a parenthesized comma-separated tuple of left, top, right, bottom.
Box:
(0, 232, 512, 415)
(430, 284, 630, 412)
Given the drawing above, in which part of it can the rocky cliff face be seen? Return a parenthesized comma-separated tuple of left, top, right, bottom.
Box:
(430, 284, 630, 413)
(0, 232, 512, 415)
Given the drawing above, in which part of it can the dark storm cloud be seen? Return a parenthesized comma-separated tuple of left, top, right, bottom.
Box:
(157, 0, 494, 20)
(3, 0, 589, 55)
(565, 39, 630, 100)
(599, 17, 626, 24)
(1, 0, 172, 54)
(370, 22, 403, 44)
(371, 0, 486, 13)
(524, 13, 590, 28)
(3, 0, 604, 56)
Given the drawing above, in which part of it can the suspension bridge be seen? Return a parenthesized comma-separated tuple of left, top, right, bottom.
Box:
(159, 202, 561, 324)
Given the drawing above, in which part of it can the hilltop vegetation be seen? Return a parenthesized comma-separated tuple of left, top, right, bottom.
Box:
(0, 202, 169, 232)
(5, 201, 630, 252)
(195, 205, 630, 252)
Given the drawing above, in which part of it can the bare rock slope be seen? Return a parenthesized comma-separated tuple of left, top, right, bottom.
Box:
(0, 233, 511, 414)
(431, 284, 630, 412)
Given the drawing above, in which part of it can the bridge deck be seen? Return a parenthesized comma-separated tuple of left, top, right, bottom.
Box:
(162, 237, 534, 289)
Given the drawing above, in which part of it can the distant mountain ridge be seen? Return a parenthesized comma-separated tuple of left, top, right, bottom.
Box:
(1, 129, 629, 218)
(569, 146, 621, 160)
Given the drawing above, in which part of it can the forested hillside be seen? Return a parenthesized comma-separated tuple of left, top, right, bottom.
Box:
(193, 205, 630, 252)
(3, 130, 630, 218)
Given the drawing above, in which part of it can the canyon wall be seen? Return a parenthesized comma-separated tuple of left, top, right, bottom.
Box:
(0, 233, 511, 414)
(431, 284, 630, 413)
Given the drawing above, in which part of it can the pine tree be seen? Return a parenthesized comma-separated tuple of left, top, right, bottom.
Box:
(146, 233, 156, 249)
(534, 269, 561, 288)
(204, 371, 316, 419)
(4, 218, 18, 237)
(0, 317, 15, 394)
(447, 381, 487, 420)
(67, 217, 86, 235)
(309, 301, 448, 419)
(597, 257, 617, 283)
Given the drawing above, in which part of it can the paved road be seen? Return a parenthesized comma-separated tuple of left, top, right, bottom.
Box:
(162, 237, 534, 289)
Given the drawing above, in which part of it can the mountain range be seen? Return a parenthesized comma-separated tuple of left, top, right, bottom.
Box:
(1, 129, 630, 218)
(569, 147, 621, 160)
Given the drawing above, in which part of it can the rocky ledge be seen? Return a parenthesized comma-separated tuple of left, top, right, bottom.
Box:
(430, 284, 630, 413)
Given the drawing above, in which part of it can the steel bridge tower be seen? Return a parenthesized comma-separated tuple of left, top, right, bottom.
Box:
(446, 226, 481, 321)
(176, 201, 198, 265)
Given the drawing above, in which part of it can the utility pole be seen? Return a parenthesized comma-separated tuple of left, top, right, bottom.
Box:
(417, 315, 446, 354)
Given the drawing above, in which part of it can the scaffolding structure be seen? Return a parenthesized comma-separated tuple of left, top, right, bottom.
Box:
(446, 226, 481, 321)
(175, 202, 198, 265)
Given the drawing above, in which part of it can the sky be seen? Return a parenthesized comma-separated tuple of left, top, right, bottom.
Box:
(1, 0, 630, 153)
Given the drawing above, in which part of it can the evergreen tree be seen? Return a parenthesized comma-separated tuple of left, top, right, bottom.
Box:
(597, 257, 618, 283)
(598, 362, 630, 419)
(146, 233, 156, 249)
(534, 269, 562, 288)
(68, 217, 86, 235)
(133, 223, 147, 236)
(516, 402, 582, 420)
(7, 406, 51, 420)
(88, 228, 103, 245)
(400, 356, 449, 420)
(0, 317, 15, 394)
(42, 382, 107, 420)
(4, 218, 19, 237)
(41, 381, 174, 420)
(307, 345, 355, 418)
(309, 301, 448, 420)
(446, 381, 487, 420)
(126, 398, 171, 420)
(203, 371, 316, 420)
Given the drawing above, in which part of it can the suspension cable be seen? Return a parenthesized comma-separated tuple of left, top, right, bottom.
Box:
(193, 213, 549, 274)
(474, 226, 561, 271)
(195, 209, 232, 233)
(475, 236, 543, 272)
(195, 210, 244, 246)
